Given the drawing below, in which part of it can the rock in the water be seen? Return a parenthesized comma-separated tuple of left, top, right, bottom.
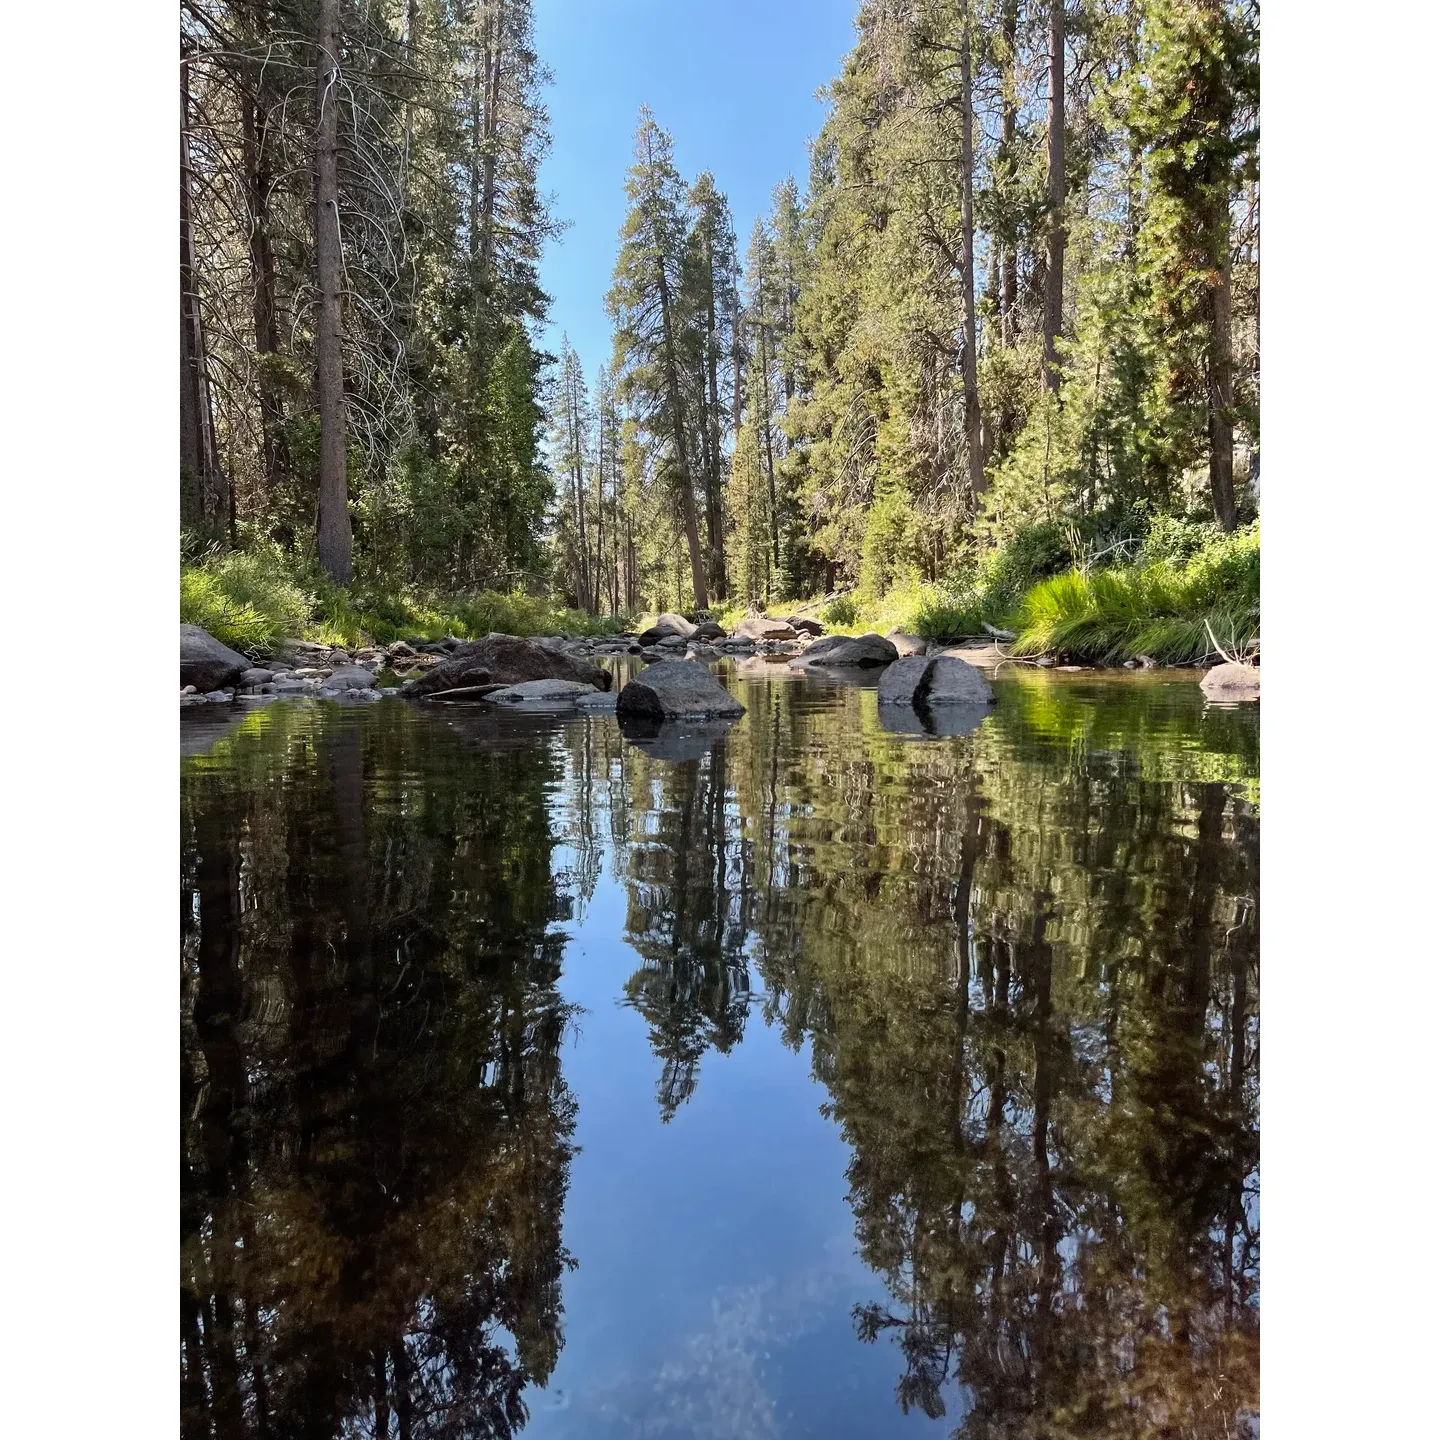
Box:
(1200, 662, 1259, 700)
(886, 629, 928, 658)
(486, 678, 599, 705)
(239, 667, 274, 687)
(792, 633, 899, 669)
(615, 659, 745, 719)
(407, 634, 611, 698)
(787, 616, 824, 636)
(877, 656, 934, 706)
(924, 655, 995, 705)
(181, 625, 251, 691)
(692, 620, 727, 641)
(326, 665, 377, 690)
(574, 689, 619, 711)
(656, 634, 689, 650)
(735, 615, 797, 641)
(203, 689, 233, 703)
(271, 677, 317, 694)
(878, 653, 995, 709)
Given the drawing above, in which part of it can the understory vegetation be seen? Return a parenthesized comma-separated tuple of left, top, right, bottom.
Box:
(712, 516, 1257, 664)
(181, 545, 627, 657)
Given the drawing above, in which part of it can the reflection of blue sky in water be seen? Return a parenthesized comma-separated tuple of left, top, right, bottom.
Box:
(529, 852, 959, 1437)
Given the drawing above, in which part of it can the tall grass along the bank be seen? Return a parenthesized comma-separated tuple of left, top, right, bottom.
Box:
(181, 545, 631, 657)
(1010, 523, 1259, 663)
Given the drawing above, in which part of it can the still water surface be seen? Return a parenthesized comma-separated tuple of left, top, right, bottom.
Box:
(181, 664, 1259, 1439)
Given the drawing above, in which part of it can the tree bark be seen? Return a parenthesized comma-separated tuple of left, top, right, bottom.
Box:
(999, 0, 1018, 347)
(652, 227, 708, 609)
(703, 232, 727, 598)
(1208, 243, 1237, 530)
(314, 0, 352, 584)
(240, 9, 288, 496)
(181, 52, 226, 532)
(959, 2, 985, 506)
(1042, 0, 1066, 395)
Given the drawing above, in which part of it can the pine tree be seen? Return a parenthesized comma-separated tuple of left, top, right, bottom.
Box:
(607, 110, 709, 610)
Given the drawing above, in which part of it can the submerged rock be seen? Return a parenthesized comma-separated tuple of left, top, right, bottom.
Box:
(1200, 662, 1260, 700)
(181, 624, 250, 692)
(485, 678, 599, 706)
(615, 659, 745, 720)
(574, 689, 619, 711)
(791, 633, 899, 669)
(407, 634, 611, 698)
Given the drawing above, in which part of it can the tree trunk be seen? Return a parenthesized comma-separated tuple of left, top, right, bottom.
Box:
(1042, 0, 1066, 394)
(1000, 0, 1018, 347)
(652, 230, 708, 609)
(1208, 245, 1237, 530)
(181, 52, 226, 533)
(240, 11, 288, 496)
(960, 2, 985, 506)
(703, 235, 727, 598)
(314, 0, 352, 584)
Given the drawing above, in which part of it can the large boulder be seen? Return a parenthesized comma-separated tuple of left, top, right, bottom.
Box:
(924, 655, 995, 705)
(787, 616, 824, 637)
(735, 615, 797, 641)
(878, 653, 994, 708)
(692, 620, 727, 641)
(791, 632, 899, 669)
(406, 634, 611, 698)
(876, 656, 935, 706)
(1200, 662, 1259, 700)
(615, 659, 745, 720)
(181, 625, 250, 691)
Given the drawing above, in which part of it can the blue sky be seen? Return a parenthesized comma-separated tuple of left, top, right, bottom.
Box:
(533, 0, 858, 381)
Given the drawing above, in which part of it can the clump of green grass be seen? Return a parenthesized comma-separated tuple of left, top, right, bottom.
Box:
(1011, 522, 1258, 663)
(822, 594, 859, 628)
(180, 546, 315, 656)
(182, 542, 632, 655)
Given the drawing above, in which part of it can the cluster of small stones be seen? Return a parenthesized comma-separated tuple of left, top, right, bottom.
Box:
(180, 637, 426, 706)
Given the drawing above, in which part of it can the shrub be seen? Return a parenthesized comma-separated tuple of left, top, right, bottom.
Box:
(822, 594, 860, 628)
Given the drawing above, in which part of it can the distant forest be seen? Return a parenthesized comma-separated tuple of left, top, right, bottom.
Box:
(181, 0, 1258, 618)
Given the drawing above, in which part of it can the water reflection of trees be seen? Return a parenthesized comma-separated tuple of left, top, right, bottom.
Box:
(562, 675, 1259, 1436)
(181, 705, 577, 1439)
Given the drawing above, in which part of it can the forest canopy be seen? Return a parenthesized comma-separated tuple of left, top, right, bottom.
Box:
(181, 0, 1259, 650)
